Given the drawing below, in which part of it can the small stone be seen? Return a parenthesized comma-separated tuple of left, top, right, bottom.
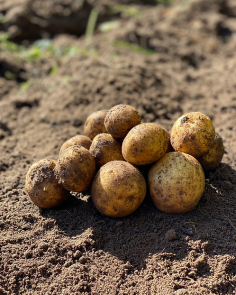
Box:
(165, 229, 178, 241)
(79, 256, 88, 264)
(73, 250, 82, 258)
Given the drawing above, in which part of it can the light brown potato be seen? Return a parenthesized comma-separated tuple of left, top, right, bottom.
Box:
(122, 123, 168, 166)
(59, 135, 92, 155)
(148, 152, 205, 214)
(197, 133, 224, 171)
(104, 104, 141, 138)
(54, 145, 96, 192)
(25, 159, 69, 209)
(89, 133, 124, 167)
(170, 112, 215, 158)
(91, 161, 146, 217)
(84, 110, 108, 140)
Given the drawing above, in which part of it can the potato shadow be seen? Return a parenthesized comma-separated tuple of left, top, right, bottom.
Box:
(41, 163, 236, 270)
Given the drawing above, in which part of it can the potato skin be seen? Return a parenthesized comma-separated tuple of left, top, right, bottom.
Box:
(84, 110, 108, 140)
(170, 112, 215, 158)
(104, 105, 141, 138)
(59, 135, 92, 155)
(197, 133, 224, 171)
(91, 161, 146, 217)
(54, 145, 96, 192)
(25, 159, 69, 209)
(89, 133, 124, 167)
(148, 152, 205, 214)
(122, 123, 168, 165)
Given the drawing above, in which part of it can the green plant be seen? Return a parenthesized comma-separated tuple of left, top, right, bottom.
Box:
(113, 41, 156, 55)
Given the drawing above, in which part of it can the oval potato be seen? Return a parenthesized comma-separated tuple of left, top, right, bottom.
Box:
(148, 152, 205, 213)
(122, 123, 168, 165)
(84, 110, 108, 140)
(55, 145, 96, 192)
(104, 104, 141, 138)
(25, 159, 69, 209)
(90, 133, 124, 167)
(170, 112, 215, 158)
(197, 133, 224, 171)
(59, 135, 92, 155)
(91, 161, 146, 217)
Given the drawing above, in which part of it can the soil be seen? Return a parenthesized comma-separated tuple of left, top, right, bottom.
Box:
(1, 0, 236, 294)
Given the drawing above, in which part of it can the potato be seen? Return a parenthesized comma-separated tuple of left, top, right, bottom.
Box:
(197, 133, 224, 171)
(25, 159, 69, 209)
(59, 135, 92, 155)
(122, 123, 168, 165)
(170, 112, 215, 158)
(104, 104, 141, 138)
(91, 161, 146, 217)
(89, 133, 124, 167)
(54, 145, 96, 192)
(148, 152, 205, 214)
(84, 110, 108, 140)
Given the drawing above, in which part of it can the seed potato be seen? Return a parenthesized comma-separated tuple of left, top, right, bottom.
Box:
(84, 110, 108, 140)
(170, 112, 215, 158)
(104, 104, 141, 138)
(122, 123, 168, 166)
(197, 133, 224, 171)
(89, 133, 124, 167)
(54, 145, 96, 192)
(91, 161, 146, 217)
(25, 159, 69, 209)
(148, 152, 205, 214)
(59, 135, 92, 155)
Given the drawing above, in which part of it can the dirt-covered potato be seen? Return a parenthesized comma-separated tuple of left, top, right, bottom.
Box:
(55, 145, 96, 192)
(84, 110, 108, 140)
(197, 133, 224, 171)
(89, 133, 124, 167)
(59, 135, 92, 155)
(104, 104, 141, 138)
(25, 159, 69, 209)
(122, 123, 168, 166)
(91, 161, 146, 217)
(148, 152, 205, 214)
(170, 112, 215, 158)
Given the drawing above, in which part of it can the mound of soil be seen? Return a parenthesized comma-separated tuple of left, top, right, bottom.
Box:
(1, 0, 236, 294)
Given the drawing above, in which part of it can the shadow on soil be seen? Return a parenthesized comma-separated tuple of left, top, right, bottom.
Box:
(41, 163, 236, 270)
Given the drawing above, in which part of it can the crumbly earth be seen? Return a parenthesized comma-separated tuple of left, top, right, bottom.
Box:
(1, 0, 236, 294)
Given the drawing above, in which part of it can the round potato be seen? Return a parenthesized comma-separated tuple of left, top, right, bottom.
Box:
(104, 104, 141, 138)
(54, 145, 96, 192)
(84, 110, 108, 140)
(89, 133, 124, 167)
(122, 123, 168, 166)
(148, 152, 205, 214)
(25, 159, 69, 209)
(59, 135, 92, 155)
(170, 112, 215, 158)
(197, 133, 224, 171)
(91, 161, 146, 217)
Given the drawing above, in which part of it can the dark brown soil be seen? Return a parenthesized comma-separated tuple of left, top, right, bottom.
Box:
(1, 0, 236, 294)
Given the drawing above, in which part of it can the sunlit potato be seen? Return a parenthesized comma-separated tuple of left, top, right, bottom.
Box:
(25, 159, 69, 209)
(84, 110, 108, 140)
(54, 145, 96, 192)
(170, 112, 215, 158)
(197, 133, 224, 171)
(122, 123, 168, 165)
(89, 133, 124, 167)
(91, 161, 146, 217)
(59, 135, 92, 155)
(104, 104, 141, 138)
(148, 152, 205, 214)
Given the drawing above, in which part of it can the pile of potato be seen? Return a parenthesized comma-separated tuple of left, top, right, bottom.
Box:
(25, 105, 224, 216)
